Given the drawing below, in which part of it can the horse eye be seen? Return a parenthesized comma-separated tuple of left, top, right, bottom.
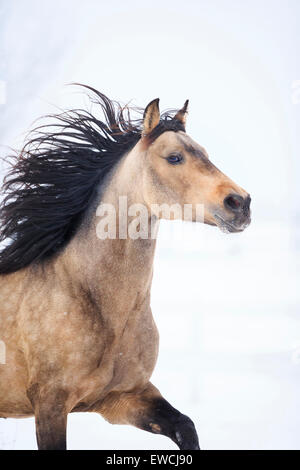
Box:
(166, 154, 183, 165)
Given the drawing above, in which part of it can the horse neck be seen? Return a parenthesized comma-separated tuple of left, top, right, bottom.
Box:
(60, 143, 159, 305)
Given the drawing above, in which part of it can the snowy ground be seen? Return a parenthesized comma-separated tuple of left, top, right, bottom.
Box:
(1, 219, 299, 450)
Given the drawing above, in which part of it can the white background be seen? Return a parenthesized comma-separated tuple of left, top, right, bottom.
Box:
(0, 0, 299, 450)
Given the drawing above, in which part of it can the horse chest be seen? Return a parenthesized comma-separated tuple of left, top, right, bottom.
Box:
(113, 315, 159, 388)
(76, 310, 159, 406)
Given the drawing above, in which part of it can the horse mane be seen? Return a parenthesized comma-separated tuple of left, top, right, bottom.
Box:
(0, 84, 184, 274)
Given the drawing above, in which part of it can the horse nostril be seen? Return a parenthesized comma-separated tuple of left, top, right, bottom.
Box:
(224, 194, 244, 213)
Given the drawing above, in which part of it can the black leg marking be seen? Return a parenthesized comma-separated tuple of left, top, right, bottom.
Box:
(140, 398, 200, 450)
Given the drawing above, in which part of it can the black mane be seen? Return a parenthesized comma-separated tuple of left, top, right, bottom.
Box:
(0, 85, 184, 274)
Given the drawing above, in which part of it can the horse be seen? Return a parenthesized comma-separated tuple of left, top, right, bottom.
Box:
(0, 85, 251, 450)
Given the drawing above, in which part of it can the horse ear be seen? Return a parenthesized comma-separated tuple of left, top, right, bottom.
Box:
(142, 98, 160, 136)
(174, 99, 189, 129)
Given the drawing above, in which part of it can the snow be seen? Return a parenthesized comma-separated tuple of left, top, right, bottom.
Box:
(0, 0, 300, 450)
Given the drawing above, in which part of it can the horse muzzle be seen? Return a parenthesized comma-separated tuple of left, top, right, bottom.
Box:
(214, 193, 251, 233)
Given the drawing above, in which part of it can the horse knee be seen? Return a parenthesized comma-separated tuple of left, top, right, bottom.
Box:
(140, 397, 200, 450)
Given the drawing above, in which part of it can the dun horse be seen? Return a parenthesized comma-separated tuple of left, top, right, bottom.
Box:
(0, 86, 251, 450)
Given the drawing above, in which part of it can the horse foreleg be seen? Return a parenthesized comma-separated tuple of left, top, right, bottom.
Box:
(27, 384, 68, 450)
(95, 382, 200, 450)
